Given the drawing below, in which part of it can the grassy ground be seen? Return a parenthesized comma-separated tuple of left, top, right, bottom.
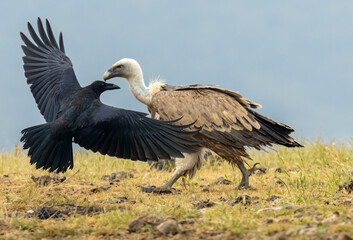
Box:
(1, 138, 353, 239)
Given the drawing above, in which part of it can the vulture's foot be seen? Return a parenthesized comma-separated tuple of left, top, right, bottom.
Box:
(236, 179, 250, 190)
(235, 161, 255, 190)
(236, 181, 255, 190)
(140, 184, 180, 194)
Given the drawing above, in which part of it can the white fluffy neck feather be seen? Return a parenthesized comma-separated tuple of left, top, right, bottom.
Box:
(127, 75, 164, 106)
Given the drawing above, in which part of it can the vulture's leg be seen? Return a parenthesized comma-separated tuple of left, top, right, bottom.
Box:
(141, 150, 203, 194)
(236, 161, 250, 189)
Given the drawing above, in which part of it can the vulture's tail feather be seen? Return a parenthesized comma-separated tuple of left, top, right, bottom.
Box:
(250, 110, 303, 148)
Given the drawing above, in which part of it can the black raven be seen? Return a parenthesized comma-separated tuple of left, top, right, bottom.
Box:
(20, 18, 199, 173)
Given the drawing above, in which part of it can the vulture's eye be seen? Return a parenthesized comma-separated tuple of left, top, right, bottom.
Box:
(116, 65, 124, 69)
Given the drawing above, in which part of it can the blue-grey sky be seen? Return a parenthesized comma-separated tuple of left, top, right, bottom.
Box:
(0, 1, 352, 150)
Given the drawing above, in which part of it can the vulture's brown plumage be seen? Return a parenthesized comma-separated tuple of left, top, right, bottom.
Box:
(104, 58, 302, 191)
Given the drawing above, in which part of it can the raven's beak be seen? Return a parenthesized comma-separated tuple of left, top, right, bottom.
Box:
(105, 83, 120, 90)
(103, 68, 115, 81)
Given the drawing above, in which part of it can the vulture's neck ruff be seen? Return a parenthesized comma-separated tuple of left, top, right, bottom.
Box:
(126, 66, 165, 106)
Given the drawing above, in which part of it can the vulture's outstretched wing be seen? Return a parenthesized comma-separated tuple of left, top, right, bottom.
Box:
(74, 104, 199, 162)
(153, 84, 301, 148)
(21, 18, 81, 122)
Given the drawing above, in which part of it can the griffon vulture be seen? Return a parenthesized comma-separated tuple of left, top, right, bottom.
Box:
(104, 58, 302, 191)
(20, 19, 199, 173)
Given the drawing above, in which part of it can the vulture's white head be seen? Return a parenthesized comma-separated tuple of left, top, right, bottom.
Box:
(104, 58, 154, 105)
(103, 58, 143, 82)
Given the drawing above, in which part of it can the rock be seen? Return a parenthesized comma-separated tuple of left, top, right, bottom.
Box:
(227, 194, 252, 206)
(275, 179, 285, 187)
(102, 171, 134, 182)
(26, 209, 35, 217)
(128, 215, 164, 233)
(257, 205, 293, 214)
(193, 200, 216, 209)
(91, 184, 111, 193)
(218, 197, 227, 202)
(322, 212, 339, 224)
(338, 180, 353, 193)
(156, 219, 180, 236)
(336, 233, 353, 240)
(202, 188, 209, 192)
(266, 195, 282, 202)
(216, 177, 232, 185)
(179, 219, 195, 225)
(128, 219, 146, 233)
(102, 196, 136, 204)
(35, 207, 63, 219)
(208, 177, 232, 186)
(294, 206, 312, 214)
(265, 218, 274, 224)
(139, 185, 180, 194)
(298, 225, 318, 235)
(31, 174, 66, 186)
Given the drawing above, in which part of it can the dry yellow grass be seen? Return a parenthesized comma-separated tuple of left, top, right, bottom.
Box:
(1, 138, 353, 239)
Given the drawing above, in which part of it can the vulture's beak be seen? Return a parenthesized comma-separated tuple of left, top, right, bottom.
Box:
(105, 83, 120, 90)
(103, 68, 115, 81)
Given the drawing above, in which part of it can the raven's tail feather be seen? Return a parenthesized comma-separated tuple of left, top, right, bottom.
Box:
(21, 123, 73, 173)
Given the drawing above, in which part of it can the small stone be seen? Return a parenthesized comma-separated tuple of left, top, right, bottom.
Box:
(336, 233, 353, 240)
(100, 184, 111, 191)
(179, 219, 195, 225)
(128, 219, 146, 233)
(278, 218, 290, 223)
(276, 180, 285, 187)
(265, 218, 274, 224)
(216, 177, 232, 185)
(257, 205, 293, 214)
(218, 197, 227, 202)
(322, 214, 338, 224)
(266, 195, 282, 202)
(298, 225, 318, 235)
(27, 209, 34, 214)
(227, 194, 252, 206)
(294, 206, 313, 214)
(156, 219, 180, 236)
(193, 200, 216, 209)
(202, 188, 209, 192)
(338, 180, 353, 193)
(91, 184, 111, 193)
(275, 168, 283, 173)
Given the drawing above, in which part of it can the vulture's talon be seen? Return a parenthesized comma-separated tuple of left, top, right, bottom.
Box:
(248, 162, 264, 176)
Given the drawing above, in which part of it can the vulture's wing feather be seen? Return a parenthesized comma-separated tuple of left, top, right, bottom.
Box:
(74, 104, 199, 162)
(154, 85, 261, 131)
(21, 18, 81, 122)
(153, 84, 301, 148)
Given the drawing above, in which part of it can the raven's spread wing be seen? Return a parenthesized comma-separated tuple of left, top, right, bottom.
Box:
(21, 18, 81, 122)
(74, 104, 199, 161)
